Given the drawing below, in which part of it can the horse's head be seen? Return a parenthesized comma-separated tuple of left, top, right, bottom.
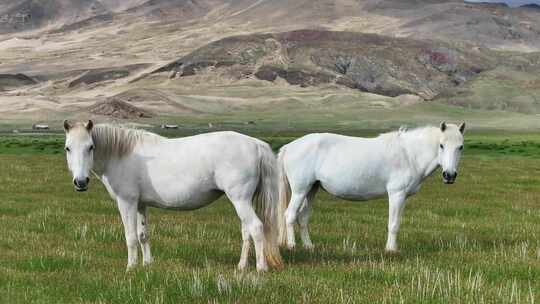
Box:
(63, 120, 94, 192)
(438, 122, 465, 184)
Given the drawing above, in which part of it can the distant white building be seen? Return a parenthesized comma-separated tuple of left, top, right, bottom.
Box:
(160, 124, 178, 129)
(32, 124, 49, 130)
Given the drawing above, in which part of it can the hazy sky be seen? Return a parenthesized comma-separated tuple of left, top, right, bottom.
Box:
(465, 0, 540, 7)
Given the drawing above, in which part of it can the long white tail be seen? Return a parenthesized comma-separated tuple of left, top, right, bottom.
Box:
(277, 147, 291, 247)
(253, 142, 283, 269)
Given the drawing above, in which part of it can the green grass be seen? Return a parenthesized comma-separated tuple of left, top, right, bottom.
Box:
(0, 135, 65, 155)
(0, 132, 539, 303)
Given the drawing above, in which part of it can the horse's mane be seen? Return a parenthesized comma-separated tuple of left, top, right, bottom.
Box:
(378, 126, 440, 144)
(92, 124, 163, 158)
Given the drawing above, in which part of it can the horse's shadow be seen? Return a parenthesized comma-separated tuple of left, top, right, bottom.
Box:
(275, 235, 525, 267)
(147, 233, 526, 273)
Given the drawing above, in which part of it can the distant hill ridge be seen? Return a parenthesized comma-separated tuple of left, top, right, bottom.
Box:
(2, 0, 540, 52)
(0, 0, 212, 34)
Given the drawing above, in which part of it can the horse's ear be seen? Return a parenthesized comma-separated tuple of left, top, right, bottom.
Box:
(459, 122, 466, 134)
(85, 120, 94, 131)
(63, 120, 72, 132)
(440, 121, 447, 132)
(399, 125, 408, 134)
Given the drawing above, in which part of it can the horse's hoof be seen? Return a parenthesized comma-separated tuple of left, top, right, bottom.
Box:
(303, 244, 315, 251)
(256, 265, 269, 273)
(385, 249, 400, 256)
(125, 265, 136, 272)
(237, 263, 248, 271)
(143, 259, 154, 267)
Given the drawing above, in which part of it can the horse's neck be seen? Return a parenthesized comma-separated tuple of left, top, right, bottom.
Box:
(400, 128, 440, 179)
(91, 140, 116, 176)
(92, 152, 109, 176)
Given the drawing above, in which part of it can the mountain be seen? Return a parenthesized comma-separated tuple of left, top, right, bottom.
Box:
(1, 0, 540, 122)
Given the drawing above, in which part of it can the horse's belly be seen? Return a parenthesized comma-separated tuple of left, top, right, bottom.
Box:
(331, 191, 384, 201)
(320, 180, 387, 201)
(140, 186, 223, 210)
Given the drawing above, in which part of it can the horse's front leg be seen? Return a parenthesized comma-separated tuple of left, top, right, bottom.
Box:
(385, 191, 407, 253)
(137, 205, 153, 266)
(117, 197, 139, 270)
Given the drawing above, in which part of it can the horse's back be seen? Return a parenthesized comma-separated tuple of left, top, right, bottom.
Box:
(161, 130, 260, 158)
(281, 132, 386, 168)
(169, 131, 261, 149)
(153, 130, 264, 178)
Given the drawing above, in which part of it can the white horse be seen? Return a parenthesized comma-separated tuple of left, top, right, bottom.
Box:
(63, 120, 283, 272)
(277, 122, 466, 252)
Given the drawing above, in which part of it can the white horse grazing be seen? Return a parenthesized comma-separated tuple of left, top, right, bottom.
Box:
(277, 122, 466, 252)
(63, 120, 283, 272)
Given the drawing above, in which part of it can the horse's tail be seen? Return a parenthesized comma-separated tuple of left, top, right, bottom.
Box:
(277, 146, 291, 247)
(253, 142, 284, 270)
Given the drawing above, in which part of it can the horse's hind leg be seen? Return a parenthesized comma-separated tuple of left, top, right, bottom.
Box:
(237, 224, 250, 271)
(137, 205, 153, 266)
(285, 187, 311, 249)
(227, 189, 267, 272)
(297, 184, 319, 250)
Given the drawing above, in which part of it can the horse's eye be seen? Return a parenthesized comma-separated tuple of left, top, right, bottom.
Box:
(65, 147, 70, 152)
(439, 144, 444, 149)
(89, 145, 95, 152)
(459, 145, 464, 150)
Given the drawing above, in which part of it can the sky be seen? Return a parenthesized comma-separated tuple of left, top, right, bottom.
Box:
(465, 0, 540, 7)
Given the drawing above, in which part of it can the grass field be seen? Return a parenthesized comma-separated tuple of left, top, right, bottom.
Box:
(1, 131, 539, 303)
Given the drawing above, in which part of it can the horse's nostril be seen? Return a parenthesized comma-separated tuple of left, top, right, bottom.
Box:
(74, 178, 88, 188)
(443, 171, 457, 181)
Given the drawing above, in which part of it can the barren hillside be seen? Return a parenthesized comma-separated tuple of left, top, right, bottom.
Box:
(1, 0, 540, 126)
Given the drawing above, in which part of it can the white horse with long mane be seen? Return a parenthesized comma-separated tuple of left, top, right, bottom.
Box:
(277, 122, 465, 252)
(63, 120, 282, 272)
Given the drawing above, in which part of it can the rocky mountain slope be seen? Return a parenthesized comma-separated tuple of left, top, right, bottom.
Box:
(155, 29, 496, 100)
(1, 1, 540, 121)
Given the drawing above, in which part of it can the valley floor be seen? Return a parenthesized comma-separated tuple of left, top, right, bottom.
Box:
(0, 131, 538, 303)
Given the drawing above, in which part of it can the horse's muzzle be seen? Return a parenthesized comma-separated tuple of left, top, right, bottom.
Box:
(442, 171, 457, 184)
(74, 177, 90, 192)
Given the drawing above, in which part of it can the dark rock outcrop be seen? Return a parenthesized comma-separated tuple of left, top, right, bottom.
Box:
(0, 73, 37, 89)
(68, 64, 148, 88)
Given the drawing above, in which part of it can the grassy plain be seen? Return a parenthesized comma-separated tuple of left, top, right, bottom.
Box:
(0, 130, 539, 303)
